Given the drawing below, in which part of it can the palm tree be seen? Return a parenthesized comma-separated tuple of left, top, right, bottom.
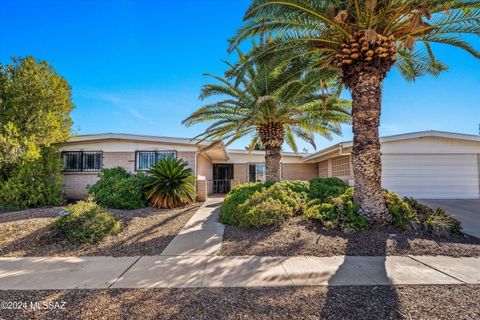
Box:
(144, 158, 196, 208)
(183, 51, 351, 182)
(229, 0, 480, 224)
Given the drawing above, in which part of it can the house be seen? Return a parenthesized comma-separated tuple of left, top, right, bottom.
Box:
(58, 130, 480, 200)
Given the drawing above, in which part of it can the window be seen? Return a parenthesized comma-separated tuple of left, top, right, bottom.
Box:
(136, 151, 176, 171)
(62, 151, 102, 172)
(249, 163, 266, 182)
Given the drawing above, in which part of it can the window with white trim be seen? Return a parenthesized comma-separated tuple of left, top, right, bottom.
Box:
(62, 151, 102, 172)
(136, 151, 176, 171)
(248, 163, 266, 182)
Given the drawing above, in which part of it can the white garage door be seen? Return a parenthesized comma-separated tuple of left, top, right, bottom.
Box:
(382, 154, 480, 199)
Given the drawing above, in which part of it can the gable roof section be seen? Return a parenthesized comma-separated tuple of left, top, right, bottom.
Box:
(303, 130, 480, 162)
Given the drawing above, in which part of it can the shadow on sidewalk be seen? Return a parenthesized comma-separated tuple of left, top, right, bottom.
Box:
(320, 238, 403, 320)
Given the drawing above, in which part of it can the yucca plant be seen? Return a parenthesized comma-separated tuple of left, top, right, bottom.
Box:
(144, 158, 196, 208)
(183, 48, 351, 182)
(230, 0, 480, 224)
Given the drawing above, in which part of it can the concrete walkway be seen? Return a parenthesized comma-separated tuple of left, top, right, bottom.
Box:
(160, 199, 225, 256)
(1, 199, 479, 290)
(0, 255, 478, 289)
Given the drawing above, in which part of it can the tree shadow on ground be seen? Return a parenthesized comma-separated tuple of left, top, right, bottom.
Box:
(320, 236, 403, 320)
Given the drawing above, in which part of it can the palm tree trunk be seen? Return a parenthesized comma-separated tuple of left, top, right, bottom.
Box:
(265, 146, 281, 182)
(350, 71, 390, 224)
(258, 122, 284, 183)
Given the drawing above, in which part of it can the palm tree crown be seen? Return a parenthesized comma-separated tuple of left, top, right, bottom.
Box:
(183, 49, 351, 182)
(230, 0, 480, 82)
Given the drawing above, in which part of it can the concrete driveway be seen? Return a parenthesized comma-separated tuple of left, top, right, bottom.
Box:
(419, 200, 480, 238)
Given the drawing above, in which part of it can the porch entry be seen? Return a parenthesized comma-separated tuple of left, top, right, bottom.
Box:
(213, 164, 234, 193)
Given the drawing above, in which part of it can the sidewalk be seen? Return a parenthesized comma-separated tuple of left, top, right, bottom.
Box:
(0, 199, 479, 290)
(0, 255, 478, 289)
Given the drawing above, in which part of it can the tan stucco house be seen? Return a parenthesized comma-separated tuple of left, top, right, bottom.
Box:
(58, 130, 480, 200)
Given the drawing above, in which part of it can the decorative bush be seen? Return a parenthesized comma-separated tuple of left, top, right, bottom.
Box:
(88, 167, 148, 210)
(308, 177, 349, 202)
(0, 146, 64, 210)
(384, 191, 419, 230)
(304, 188, 369, 232)
(221, 181, 308, 228)
(221, 180, 461, 236)
(143, 158, 196, 208)
(55, 201, 122, 244)
(220, 182, 265, 225)
(237, 197, 293, 228)
(405, 198, 461, 236)
(423, 209, 461, 237)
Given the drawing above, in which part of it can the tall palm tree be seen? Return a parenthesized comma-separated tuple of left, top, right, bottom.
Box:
(183, 51, 351, 182)
(230, 0, 480, 224)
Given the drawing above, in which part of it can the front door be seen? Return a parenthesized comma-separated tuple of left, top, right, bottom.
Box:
(213, 164, 234, 193)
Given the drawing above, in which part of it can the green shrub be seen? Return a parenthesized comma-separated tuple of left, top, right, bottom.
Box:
(0, 146, 64, 210)
(143, 158, 196, 208)
(405, 198, 461, 236)
(220, 182, 265, 225)
(308, 177, 349, 202)
(55, 201, 122, 244)
(267, 182, 308, 214)
(304, 188, 368, 232)
(424, 208, 461, 236)
(221, 181, 307, 228)
(384, 192, 419, 230)
(237, 196, 293, 228)
(275, 180, 310, 194)
(88, 167, 148, 210)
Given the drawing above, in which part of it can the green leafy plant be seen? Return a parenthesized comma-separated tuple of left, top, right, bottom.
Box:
(304, 188, 368, 232)
(308, 177, 349, 202)
(221, 181, 307, 228)
(220, 182, 265, 225)
(0, 146, 64, 210)
(405, 198, 461, 236)
(88, 167, 148, 210)
(55, 201, 121, 244)
(143, 158, 196, 208)
(237, 197, 293, 228)
(424, 209, 461, 237)
(384, 192, 419, 231)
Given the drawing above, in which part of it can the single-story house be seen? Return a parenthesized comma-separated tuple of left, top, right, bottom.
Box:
(58, 130, 480, 200)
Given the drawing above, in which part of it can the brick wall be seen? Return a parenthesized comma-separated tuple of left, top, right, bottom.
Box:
(103, 152, 136, 172)
(177, 151, 196, 174)
(281, 163, 319, 180)
(63, 173, 99, 199)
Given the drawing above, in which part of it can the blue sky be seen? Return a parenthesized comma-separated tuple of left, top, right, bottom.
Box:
(1, 0, 479, 152)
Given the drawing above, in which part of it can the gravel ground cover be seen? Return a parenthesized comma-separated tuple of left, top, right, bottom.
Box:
(0, 285, 478, 319)
(220, 217, 480, 257)
(0, 204, 200, 257)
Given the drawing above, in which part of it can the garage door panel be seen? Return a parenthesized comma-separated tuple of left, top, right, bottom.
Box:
(382, 154, 479, 199)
